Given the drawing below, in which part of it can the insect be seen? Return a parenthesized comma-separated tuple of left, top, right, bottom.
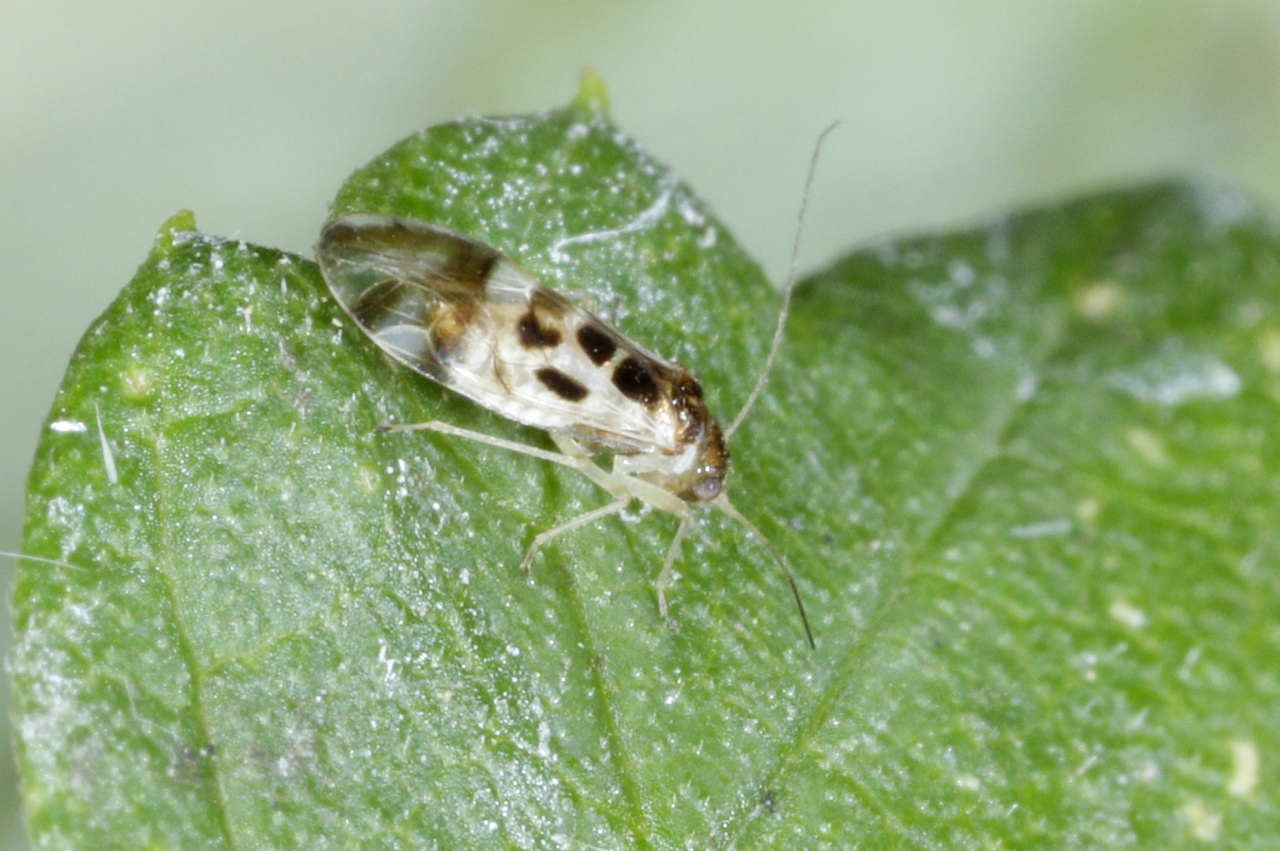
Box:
(317, 128, 834, 648)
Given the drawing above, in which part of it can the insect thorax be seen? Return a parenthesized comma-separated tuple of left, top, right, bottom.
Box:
(611, 369, 728, 504)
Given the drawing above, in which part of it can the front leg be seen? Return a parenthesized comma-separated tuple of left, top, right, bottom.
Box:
(609, 467, 700, 630)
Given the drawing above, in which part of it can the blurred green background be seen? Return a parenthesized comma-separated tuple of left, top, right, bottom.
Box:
(3, 1, 1279, 846)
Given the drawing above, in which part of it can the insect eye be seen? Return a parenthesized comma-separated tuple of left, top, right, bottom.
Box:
(692, 476, 723, 502)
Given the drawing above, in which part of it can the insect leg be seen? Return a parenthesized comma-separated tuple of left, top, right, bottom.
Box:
(654, 509, 695, 628)
(511, 434, 643, 577)
(382, 419, 592, 472)
(609, 472, 700, 629)
(518, 497, 631, 578)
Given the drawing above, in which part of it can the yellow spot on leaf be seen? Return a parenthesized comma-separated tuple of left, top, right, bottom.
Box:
(1126, 427, 1168, 467)
(1074, 281, 1126, 322)
(356, 465, 381, 495)
(1227, 740, 1259, 797)
(1180, 798, 1222, 842)
(121, 365, 152, 401)
(1258, 328, 1280, 373)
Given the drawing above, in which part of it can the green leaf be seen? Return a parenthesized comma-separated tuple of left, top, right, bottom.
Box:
(12, 87, 1280, 848)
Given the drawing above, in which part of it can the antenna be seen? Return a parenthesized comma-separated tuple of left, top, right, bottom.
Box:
(726, 121, 839, 440)
(714, 495, 816, 649)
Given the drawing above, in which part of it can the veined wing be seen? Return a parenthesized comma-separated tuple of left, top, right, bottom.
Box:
(317, 214, 697, 456)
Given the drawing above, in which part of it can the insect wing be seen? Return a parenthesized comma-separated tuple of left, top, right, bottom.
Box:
(317, 214, 684, 454)
(318, 214, 504, 386)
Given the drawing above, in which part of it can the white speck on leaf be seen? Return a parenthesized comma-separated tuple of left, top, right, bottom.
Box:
(48, 420, 87, 434)
(1110, 349, 1241, 406)
(548, 183, 674, 262)
(947, 259, 975, 287)
(94, 403, 117, 485)
(1015, 372, 1038, 401)
(1108, 600, 1147, 630)
(1178, 646, 1203, 682)
(1009, 519, 1072, 539)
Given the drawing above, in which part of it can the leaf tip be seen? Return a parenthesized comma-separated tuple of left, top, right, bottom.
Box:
(155, 209, 199, 249)
(572, 67, 610, 117)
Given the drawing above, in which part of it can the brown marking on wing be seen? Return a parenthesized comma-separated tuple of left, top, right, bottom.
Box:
(612, 356, 661, 408)
(517, 289, 570, 348)
(322, 215, 500, 299)
(529, 288, 567, 316)
(349, 279, 426, 329)
(518, 311, 562, 348)
(576, 324, 618, 365)
(535, 367, 590, 402)
(431, 230, 499, 292)
(430, 300, 481, 365)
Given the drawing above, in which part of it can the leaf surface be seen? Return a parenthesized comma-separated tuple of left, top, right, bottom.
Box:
(13, 91, 1280, 848)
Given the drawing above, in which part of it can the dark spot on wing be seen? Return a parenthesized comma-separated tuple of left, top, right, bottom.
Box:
(430, 301, 478, 365)
(350, 279, 424, 329)
(576, 324, 617, 365)
(518, 310, 562, 348)
(612, 357, 660, 407)
(536, 367, 589, 402)
(445, 240, 499, 289)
